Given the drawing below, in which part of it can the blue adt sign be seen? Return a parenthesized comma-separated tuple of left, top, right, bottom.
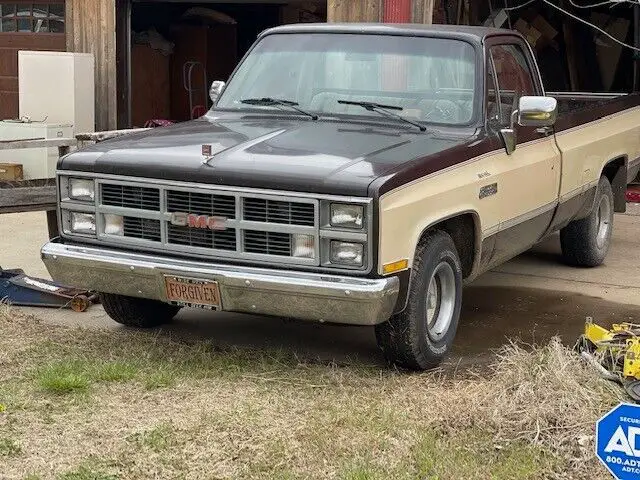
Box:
(597, 403, 640, 479)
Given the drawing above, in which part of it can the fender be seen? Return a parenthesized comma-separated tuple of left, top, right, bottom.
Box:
(392, 210, 482, 314)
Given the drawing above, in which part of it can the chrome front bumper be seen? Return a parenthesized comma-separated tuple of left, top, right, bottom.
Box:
(41, 240, 399, 326)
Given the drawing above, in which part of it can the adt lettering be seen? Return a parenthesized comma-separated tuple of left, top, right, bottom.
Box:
(605, 425, 640, 457)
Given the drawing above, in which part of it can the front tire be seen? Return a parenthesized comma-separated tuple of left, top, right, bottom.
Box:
(375, 230, 463, 370)
(560, 175, 614, 267)
(100, 293, 181, 328)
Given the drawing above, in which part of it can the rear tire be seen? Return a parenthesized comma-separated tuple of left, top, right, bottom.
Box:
(375, 230, 463, 370)
(100, 293, 181, 328)
(560, 175, 614, 267)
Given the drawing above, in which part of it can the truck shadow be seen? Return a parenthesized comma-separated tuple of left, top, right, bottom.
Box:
(156, 284, 640, 372)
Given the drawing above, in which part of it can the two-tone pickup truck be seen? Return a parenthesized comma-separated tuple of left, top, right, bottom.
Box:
(42, 24, 640, 370)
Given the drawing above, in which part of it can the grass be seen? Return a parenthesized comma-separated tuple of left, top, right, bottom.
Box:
(0, 304, 625, 480)
(57, 465, 118, 480)
(126, 423, 177, 452)
(0, 437, 22, 457)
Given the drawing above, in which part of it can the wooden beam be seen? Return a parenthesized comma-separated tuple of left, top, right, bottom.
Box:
(328, 0, 433, 24)
(0, 138, 77, 151)
(327, 0, 383, 22)
(75, 128, 151, 143)
(412, 0, 435, 24)
(0, 186, 57, 211)
(66, 0, 117, 131)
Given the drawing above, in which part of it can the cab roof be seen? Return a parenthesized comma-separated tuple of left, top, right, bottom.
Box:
(259, 23, 521, 45)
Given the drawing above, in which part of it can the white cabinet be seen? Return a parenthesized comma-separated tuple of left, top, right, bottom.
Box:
(0, 122, 73, 180)
(18, 51, 95, 135)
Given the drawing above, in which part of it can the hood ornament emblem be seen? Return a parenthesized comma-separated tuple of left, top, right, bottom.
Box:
(201, 144, 214, 166)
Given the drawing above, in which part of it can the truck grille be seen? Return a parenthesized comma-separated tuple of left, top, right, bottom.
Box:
(243, 198, 314, 226)
(168, 224, 237, 250)
(244, 230, 292, 256)
(123, 217, 161, 242)
(166, 190, 236, 218)
(102, 184, 160, 210)
(95, 180, 319, 265)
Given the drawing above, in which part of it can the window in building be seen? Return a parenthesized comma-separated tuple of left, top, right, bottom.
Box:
(0, 3, 65, 33)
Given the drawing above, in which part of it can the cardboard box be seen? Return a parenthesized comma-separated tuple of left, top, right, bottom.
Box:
(515, 16, 556, 49)
(531, 15, 557, 41)
(0, 163, 24, 181)
(484, 9, 508, 28)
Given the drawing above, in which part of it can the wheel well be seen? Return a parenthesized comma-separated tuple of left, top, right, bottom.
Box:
(602, 157, 627, 212)
(418, 214, 477, 279)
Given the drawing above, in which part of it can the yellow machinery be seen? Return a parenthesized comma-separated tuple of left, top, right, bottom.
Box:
(578, 317, 640, 401)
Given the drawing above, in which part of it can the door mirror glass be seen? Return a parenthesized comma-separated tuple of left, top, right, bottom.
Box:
(518, 96, 557, 127)
(210, 81, 226, 104)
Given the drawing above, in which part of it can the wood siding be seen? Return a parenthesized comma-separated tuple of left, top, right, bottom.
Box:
(327, 1, 382, 22)
(327, 0, 433, 23)
(65, 0, 116, 131)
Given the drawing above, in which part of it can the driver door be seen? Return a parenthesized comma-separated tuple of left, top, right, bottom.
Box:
(487, 40, 562, 264)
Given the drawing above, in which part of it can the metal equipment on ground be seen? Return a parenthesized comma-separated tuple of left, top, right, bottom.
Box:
(0, 267, 97, 312)
(577, 317, 640, 401)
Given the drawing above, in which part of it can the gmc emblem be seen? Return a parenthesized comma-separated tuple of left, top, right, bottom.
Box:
(170, 212, 227, 231)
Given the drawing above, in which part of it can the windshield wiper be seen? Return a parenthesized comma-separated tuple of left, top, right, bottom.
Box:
(240, 98, 318, 120)
(337, 100, 426, 132)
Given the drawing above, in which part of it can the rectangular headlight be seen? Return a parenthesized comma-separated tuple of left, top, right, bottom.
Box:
(69, 212, 96, 235)
(69, 178, 95, 202)
(330, 241, 364, 266)
(330, 204, 364, 229)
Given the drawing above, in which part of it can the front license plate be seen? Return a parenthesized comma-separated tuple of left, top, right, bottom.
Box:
(164, 276, 221, 310)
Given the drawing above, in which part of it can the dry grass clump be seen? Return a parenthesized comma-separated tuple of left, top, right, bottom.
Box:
(472, 338, 624, 475)
(0, 305, 625, 479)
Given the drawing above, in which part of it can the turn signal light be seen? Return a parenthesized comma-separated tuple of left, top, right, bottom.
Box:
(383, 259, 409, 275)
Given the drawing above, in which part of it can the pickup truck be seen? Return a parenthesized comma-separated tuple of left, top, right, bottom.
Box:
(42, 24, 640, 370)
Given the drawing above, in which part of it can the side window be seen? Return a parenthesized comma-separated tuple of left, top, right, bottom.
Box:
(486, 61, 499, 124)
(489, 44, 536, 126)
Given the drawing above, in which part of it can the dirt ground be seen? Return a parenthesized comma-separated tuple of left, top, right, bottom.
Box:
(2, 205, 640, 370)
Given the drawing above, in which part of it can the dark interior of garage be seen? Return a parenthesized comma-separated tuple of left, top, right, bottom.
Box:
(128, 2, 326, 127)
(434, 0, 639, 94)
(121, 0, 639, 128)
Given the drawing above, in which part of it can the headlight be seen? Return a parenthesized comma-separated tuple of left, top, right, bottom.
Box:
(330, 204, 363, 229)
(292, 234, 315, 259)
(69, 178, 95, 201)
(104, 214, 124, 236)
(69, 212, 96, 234)
(330, 241, 364, 266)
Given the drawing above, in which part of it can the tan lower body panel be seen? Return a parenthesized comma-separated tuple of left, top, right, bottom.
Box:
(378, 108, 640, 277)
(555, 106, 640, 201)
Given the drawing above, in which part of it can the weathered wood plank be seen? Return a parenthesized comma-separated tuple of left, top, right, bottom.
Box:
(75, 128, 151, 142)
(66, 0, 117, 131)
(0, 203, 57, 214)
(0, 185, 57, 210)
(328, 0, 382, 22)
(0, 138, 77, 151)
(413, 0, 435, 24)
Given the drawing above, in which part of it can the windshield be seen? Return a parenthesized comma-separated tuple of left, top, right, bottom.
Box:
(217, 33, 477, 126)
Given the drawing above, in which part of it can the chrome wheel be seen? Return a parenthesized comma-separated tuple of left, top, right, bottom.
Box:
(596, 193, 612, 249)
(425, 261, 456, 342)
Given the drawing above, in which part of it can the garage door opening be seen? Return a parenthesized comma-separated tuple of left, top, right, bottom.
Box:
(123, 1, 326, 128)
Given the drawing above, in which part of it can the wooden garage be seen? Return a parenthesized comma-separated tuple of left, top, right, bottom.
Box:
(0, 0, 66, 120)
(4, 0, 640, 132)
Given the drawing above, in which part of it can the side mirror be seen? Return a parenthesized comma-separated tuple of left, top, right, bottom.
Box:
(518, 96, 557, 127)
(209, 80, 226, 104)
(500, 95, 557, 155)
